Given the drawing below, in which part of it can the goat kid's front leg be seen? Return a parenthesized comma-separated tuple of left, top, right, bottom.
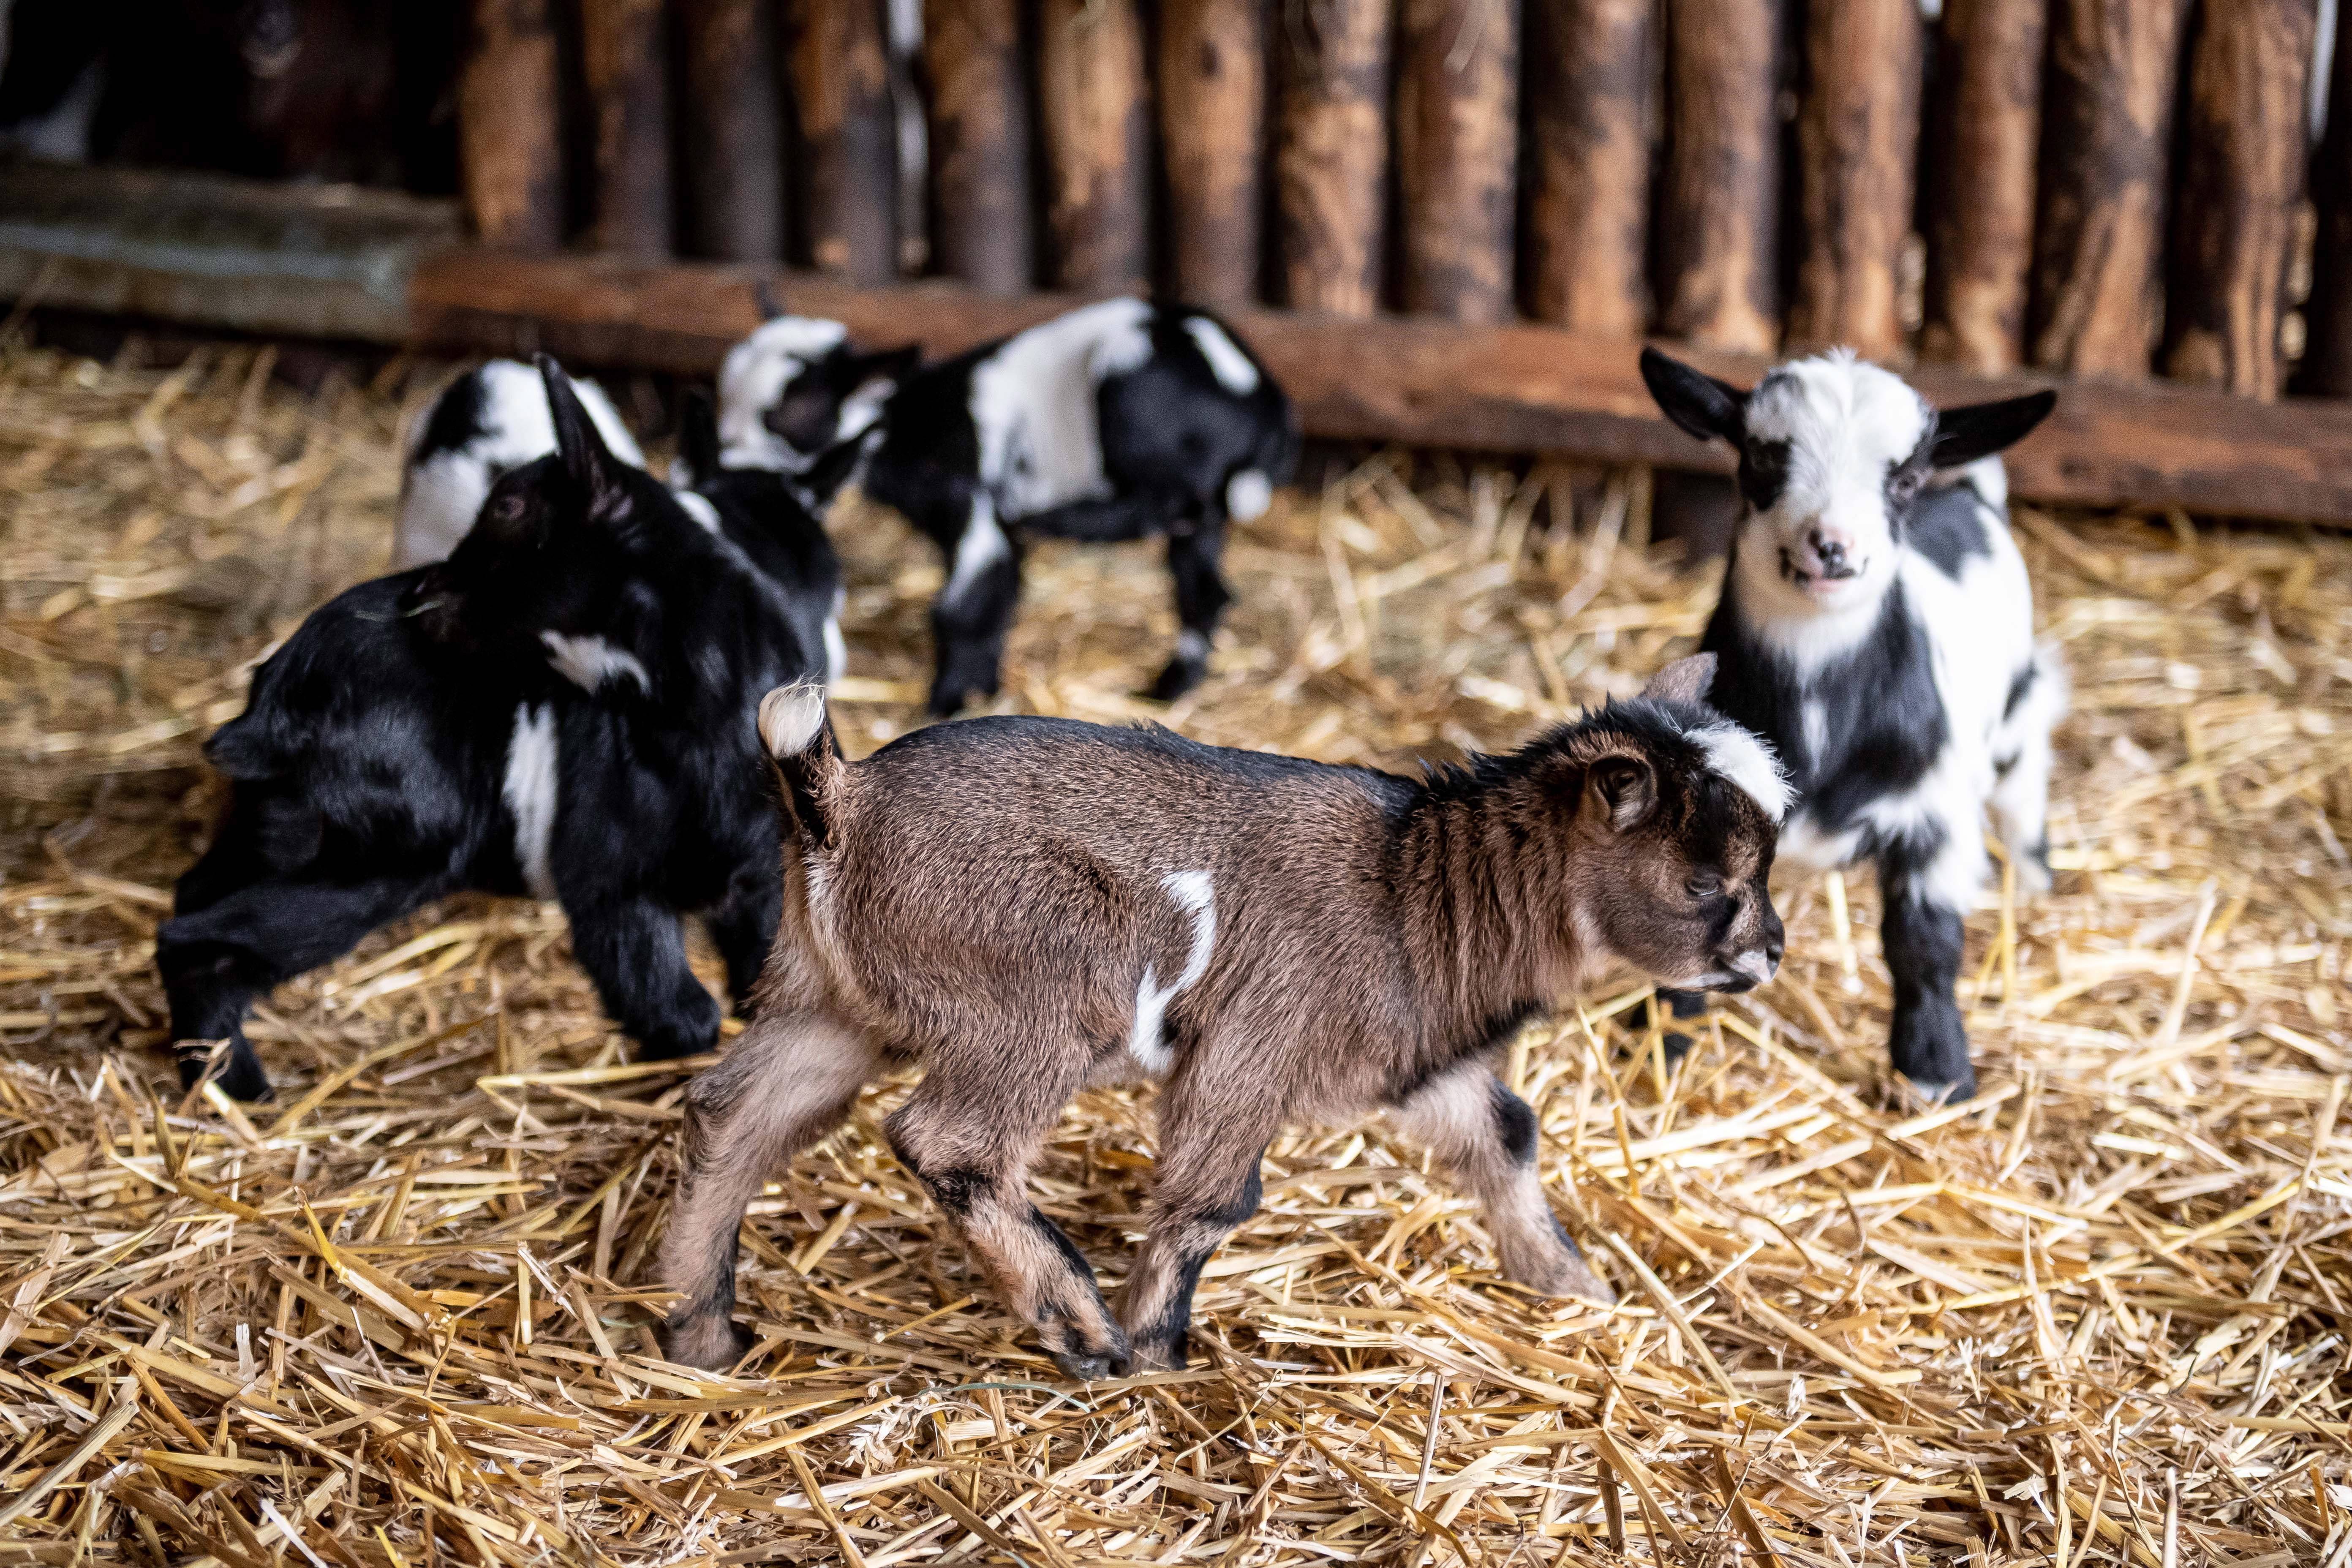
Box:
(1877, 836, 1977, 1102)
(1151, 517, 1232, 701)
(1391, 1060, 1615, 1304)
(886, 1059, 1127, 1380)
(562, 888, 722, 1061)
(928, 495, 1023, 717)
(659, 1011, 878, 1369)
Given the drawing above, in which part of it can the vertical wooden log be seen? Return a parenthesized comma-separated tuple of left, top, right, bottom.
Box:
(678, 0, 784, 261)
(1657, 0, 1783, 353)
(2028, 0, 2192, 380)
(789, 0, 898, 283)
(1395, 0, 1519, 323)
(1790, 0, 1922, 358)
(580, 0, 672, 259)
(1038, 0, 1151, 293)
(1920, 0, 2046, 372)
(2163, 0, 2317, 399)
(1524, 0, 1654, 338)
(1158, 0, 1266, 309)
(2300, 0, 2352, 395)
(460, 0, 564, 250)
(1277, 0, 1394, 317)
(922, 0, 1032, 293)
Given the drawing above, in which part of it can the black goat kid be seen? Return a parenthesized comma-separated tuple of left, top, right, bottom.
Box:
(158, 358, 839, 1099)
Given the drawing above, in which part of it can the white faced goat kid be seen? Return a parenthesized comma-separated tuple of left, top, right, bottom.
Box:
(1641, 347, 2062, 1101)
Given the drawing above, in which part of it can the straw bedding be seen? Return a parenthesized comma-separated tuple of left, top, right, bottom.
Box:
(1, 339, 2347, 1568)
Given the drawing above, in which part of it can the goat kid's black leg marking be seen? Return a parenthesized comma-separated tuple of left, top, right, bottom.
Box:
(704, 861, 783, 1016)
(156, 871, 440, 1101)
(657, 1011, 877, 1370)
(1394, 1061, 1615, 1304)
(1877, 846, 1975, 1101)
(885, 1060, 1127, 1380)
(926, 524, 1024, 718)
(561, 891, 722, 1061)
(1150, 518, 1232, 702)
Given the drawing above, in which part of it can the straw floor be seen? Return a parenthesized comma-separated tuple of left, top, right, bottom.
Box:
(1, 340, 2348, 1568)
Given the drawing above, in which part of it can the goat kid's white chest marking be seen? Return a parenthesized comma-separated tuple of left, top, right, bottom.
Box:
(503, 703, 560, 901)
(1127, 870, 1218, 1075)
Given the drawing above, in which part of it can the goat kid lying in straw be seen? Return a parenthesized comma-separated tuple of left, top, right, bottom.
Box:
(660, 656, 1790, 1378)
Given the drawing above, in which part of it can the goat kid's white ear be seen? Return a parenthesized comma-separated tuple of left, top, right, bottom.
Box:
(1639, 346, 1748, 444)
(1640, 652, 1717, 706)
(1584, 753, 1658, 833)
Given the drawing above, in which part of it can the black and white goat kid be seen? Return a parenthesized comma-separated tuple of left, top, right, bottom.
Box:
(158, 358, 842, 1100)
(1640, 347, 2062, 1100)
(394, 359, 645, 569)
(721, 298, 1298, 714)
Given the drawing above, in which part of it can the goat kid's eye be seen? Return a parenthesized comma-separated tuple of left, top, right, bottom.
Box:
(1687, 874, 1723, 898)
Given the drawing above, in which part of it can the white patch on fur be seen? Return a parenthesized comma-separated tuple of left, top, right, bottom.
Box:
(823, 586, 849, 685)
(945, 492, 1010, 603)
(1176, 629, 1209, 663)
(1183, 316, 1260, 394)
(969, 297, 1154, 519)
(1690, 722, 1792, 821)
(1225, 467, 1273, 522)
(838, 376, 894, 443)
(503, 703, 559, 901)
(394, 361, 645, 569)
(1127, 870, 1217, 1075)
(717, 316, 851, 472)
(673, 490, 722, 533)
(541, 632, 651, 695)
(758, 682, 828, 759)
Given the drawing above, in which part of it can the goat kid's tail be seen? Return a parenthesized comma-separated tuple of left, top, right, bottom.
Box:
(757, 682, 840, 841)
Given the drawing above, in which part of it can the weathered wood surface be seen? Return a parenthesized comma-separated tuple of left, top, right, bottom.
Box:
(677, 0, 784, 263)
(2029, 0, 2193, 379)
(1158, 0, 1265, 310)
(1524, 0, 1652, 338)
(402, 252, 2352, 523)
(1790, 0, 1921, 358)
(1276, 0, 1394, 317)
(788, 0, 898, 283)
(580, 0, 672, 260)
(2162, 0, 2316, 399)
(1921, 0, 2045, 372)
(1395, 0, 1518, 322)
(1037, 0, 1150, 293)
(2301, 0, 2352, 395)
(921, 0, 1032, 294)
(1657, 0, 1783, 352)
(457, 0, 563, 251)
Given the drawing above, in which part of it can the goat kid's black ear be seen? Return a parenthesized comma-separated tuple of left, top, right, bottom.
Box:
(1930, 389, 2057, 470)
(536, 354, 624, 508)
(1640, 652, 1716, 706)
(858, 344, 923, 384)
(679, 386, 722, 487)
(1584, 753, 1658, 833)
(796, 430, 869, 512)
(1640, 346, 1748, 444)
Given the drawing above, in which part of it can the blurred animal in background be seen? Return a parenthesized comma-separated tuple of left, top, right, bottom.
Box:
(0, 0, 462, 187)
(1641, 347, 2061, 1101)
(394, 360, 645, 569)
(159, 359, 847, 1100)
(656, 654, 1787, 1376)
(719, 298, 1298, 716)
(710, 313, 919, 500)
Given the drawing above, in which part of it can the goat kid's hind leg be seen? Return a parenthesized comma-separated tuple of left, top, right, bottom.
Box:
(563, 890, 723, 1061)
(704, 858, 782, 1018)
(885, 1056, 1126, 1380)
(1150, 517, 1232, 701)
(659, 1011, 878, 1369)
(927, 494, 1023, 717)
(1391, 1059, 1615, 1305)
(1989, 724, 2055, 896)
(1877, 833, 1978, 1102)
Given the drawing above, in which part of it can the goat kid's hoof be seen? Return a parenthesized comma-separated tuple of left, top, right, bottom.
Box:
(1051, 1348, 1119, 1383)
(659, 1316, 757, 1372)
(175, 1041, 272, 1104)
(1147, 657, 1206, 703)
(1892, 1073, 1974, 1110)
(1511, 1248, 1619, 1308)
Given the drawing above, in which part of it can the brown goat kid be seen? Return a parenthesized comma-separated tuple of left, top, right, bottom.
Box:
(659, 655, 1789, 1378)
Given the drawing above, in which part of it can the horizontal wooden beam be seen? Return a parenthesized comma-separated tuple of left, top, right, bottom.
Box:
(6, 163, 2352, 524)
(413, 250, 2352, 523)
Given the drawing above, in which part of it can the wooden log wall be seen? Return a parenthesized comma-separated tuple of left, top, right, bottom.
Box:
(438, 0, 2352, 457)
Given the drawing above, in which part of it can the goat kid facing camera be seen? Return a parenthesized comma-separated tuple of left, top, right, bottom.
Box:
(1640, 346, 2063, 1102)
(658, 654, 1787, 1380)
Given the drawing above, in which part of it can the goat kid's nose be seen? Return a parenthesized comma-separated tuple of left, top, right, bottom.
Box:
(1807, 528, 1848, 571)
(1730, 949, 1777, 987)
